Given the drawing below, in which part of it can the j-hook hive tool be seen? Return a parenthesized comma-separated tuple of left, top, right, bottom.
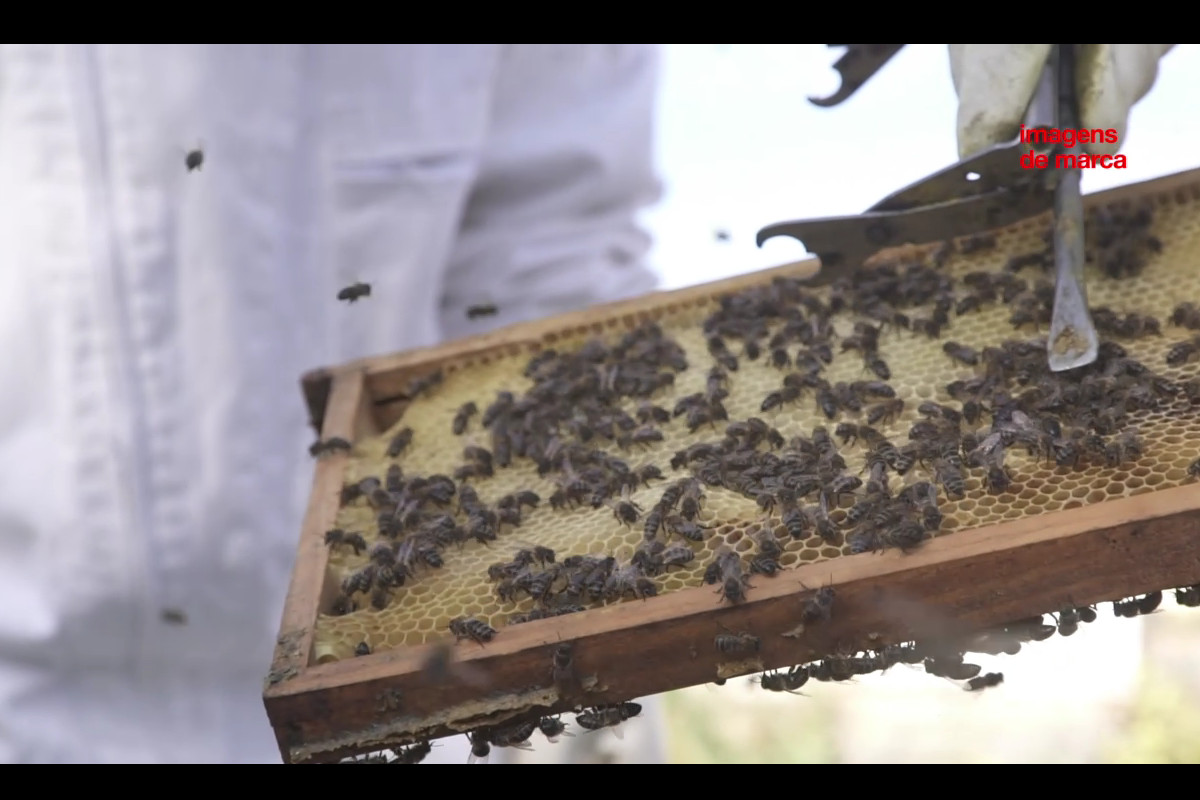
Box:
(758, 45, 1097, 372)
(808, 44, 907, 107)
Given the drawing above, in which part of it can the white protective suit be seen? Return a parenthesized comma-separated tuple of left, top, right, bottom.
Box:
(0, 44, 663, 764)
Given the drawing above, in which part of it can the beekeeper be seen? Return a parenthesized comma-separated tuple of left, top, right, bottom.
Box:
(0, 44, 665, 764)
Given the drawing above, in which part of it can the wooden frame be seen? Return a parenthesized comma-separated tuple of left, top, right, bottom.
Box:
(265, 166, 1200, 764)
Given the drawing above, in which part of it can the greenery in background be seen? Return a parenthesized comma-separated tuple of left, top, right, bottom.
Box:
(1105, 666, 1200, 764)
(663, 681, 839, 763)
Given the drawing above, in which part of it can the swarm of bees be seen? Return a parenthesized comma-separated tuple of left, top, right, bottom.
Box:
(318, 194, 1200, 762)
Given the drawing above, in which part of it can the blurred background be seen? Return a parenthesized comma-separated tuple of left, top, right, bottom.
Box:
(640, 43, 1200, 765)
(482, 44, 1200, 765)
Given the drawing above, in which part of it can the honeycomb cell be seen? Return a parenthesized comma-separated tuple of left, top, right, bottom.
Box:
(311, 192, 1200, 660)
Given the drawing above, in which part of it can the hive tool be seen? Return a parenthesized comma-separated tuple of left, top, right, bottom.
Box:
(759, 43, 1098, 372)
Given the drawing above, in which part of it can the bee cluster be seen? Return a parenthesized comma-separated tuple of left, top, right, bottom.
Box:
(314, 189, 1200, 760)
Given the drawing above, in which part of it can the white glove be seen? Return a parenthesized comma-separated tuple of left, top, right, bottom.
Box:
(949, 44, 1175, 159)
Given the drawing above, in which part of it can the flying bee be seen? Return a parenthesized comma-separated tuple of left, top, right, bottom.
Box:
(452, 402, 478, 435)
(714, 631, 760, 656)
(965, 672, 1004, 692)
(449, 616, 496, 645)
(466, 303, 498, 319)
(185, 146, 204, 172)
(866, 398, 905, 426)
(386, 428, 413, 458)
(337, 281, 371, 303)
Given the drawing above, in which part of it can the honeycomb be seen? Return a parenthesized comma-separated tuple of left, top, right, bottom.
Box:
(313, 181, 1200, 664)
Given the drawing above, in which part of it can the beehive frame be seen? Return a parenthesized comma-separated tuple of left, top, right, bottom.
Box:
(265, 166, 1200, 764)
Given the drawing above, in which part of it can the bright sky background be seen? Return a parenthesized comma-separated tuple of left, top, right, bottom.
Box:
(642, 43, 1200, 289)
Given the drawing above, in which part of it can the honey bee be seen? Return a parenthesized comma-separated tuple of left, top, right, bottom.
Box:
(714, 631, 760, 656)
(666, 515, 706, 543)
(932, 458, 966, 500)
(918, 401, 962, 424)
(618, 425, 664, 450)
(801, 585, 835, 625)
(678, 478, 704, 520)
(1175, 584, 1200, 607)
(452, 402, 478, 435)
(337, 281, 372, 303)
(466, 303, 498, 319)
(310, 436, 352, 458)
(449, 616, 496, 645)
(355, 641, 371, 656)
(575, 702, 642, 732)
(385, 428, 413, 458)
(959, 233, 996, 254)
(661, 543, 696, 569)
(758, 666, 809, 694)
(924, 655, 981, 681)
(866, 398, 905, 426)
(943, 341, 979, 366)
(1189, 457, 1200, 479)
(467, 732, 492, 764)
(1105, 428, 1144, 467)
(965, 672, 1004, 691)
(983, 464, 1014, 494)
(539, 716, 573, 742)
(608, 487, 643, 526)
(185, 147, 204, 172)
(552, 642, 581, 696)
(324, 528, 367, 555)
(391, 742, 433, 764)
(865, 354, 890, 380)
(1171, 302, 1200, 329)
(711, 546, 749, 604)
(1166, 335, 1200, 366)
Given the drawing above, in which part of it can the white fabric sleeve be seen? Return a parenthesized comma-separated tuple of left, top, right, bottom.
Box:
(438, 44, 663, 342)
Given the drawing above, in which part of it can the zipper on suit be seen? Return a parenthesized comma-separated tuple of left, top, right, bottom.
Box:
(75, 44, 154, 667)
